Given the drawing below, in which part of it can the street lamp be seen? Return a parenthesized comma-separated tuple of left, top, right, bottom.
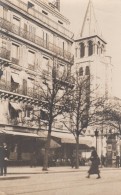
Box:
(94, 129, 99, 152)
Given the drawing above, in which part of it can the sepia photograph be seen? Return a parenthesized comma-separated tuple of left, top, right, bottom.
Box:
(0, 0, 121, 194)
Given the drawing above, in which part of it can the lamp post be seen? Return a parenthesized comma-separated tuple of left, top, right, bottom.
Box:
(95, 129, 99, 152)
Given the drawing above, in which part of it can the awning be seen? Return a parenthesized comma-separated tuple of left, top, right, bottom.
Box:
(51, 131, 92, 147)
(10, 102, 22, 111)
(0, 130, 45, 138)
(11, 73, 21, 84)
(50, 139, 61, 149)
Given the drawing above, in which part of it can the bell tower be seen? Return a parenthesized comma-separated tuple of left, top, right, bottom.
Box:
(75, 0, 112, 98)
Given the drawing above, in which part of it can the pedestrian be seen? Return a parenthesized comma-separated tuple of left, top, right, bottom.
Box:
(3, 143, 9, 176)
(0, 145, 4, 176)
(86, 147, 101, 179)
(0, 143, 9, 176)
(71, 154, 75, 168)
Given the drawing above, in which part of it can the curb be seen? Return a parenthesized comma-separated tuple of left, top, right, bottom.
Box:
(0, 175, 30, 180)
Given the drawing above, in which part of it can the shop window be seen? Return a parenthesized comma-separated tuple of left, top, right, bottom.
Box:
(88, 40, 93, 56)
(80, 42, 85, 58)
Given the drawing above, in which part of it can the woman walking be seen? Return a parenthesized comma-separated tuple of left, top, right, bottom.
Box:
(86, 147, 101, 179)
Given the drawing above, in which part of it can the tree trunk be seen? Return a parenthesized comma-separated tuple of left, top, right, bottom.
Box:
(42, 128, 51, 171)
(75, 135, 79, 169)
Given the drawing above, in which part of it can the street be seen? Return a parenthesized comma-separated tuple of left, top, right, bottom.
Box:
(0, 168, 121, 195)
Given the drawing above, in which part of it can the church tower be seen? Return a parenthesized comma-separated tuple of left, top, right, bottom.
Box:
(74, 0, 113, 98)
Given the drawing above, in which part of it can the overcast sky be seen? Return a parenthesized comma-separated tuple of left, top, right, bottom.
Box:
(60, 0, 121, 98)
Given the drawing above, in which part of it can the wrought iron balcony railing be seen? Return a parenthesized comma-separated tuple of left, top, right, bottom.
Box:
(0, 17, 73, 62)
(5, 0, 73, 39)
(0, 80, 43, 99)
(0, 47, 10, 61)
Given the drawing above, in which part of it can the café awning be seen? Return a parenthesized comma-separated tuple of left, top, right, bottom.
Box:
(0, 130, 46, 138)
(51, 131, 92, 147)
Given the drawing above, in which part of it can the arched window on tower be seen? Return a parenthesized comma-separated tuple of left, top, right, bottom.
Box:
(85, 66, 90, 75)
(88, 40, 93, 56)
(101, 44, 104, 54)
(97, 41, 100, 54)
(79, 67, 83, 76)
(80, 42, 85, 58)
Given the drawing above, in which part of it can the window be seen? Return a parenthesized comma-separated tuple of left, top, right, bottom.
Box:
(41, 57, 49, 71)
(40, 109, 48, 121)
(28, 50, 35, 65)
(3, 7, 8, 20)
(88, 40, 93, 56)
(23, 79, 27, 95)
(79, 67, 83, 76)
(58, 64, 65, 77)
(11, 73, 20, 92)
(12, 43, 19, 59)
(97, 41, 100, 54)
(85, 66, 90, 75)
(27, 78, 34, 96)
(80, 42, 85, 58)
(13, 16, 20, 26)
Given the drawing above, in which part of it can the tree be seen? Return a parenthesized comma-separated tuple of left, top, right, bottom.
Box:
(62, 72, 106, 169)
(103, 98, 121, 135)
(36, 57, 74, 171)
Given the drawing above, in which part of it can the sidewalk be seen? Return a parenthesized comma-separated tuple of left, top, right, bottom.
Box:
(0, 166, 121, 180)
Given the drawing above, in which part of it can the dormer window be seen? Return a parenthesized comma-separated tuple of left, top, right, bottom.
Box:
(58, 20, 63, 25)
(88, 40, 93, 56)
(42, 10, 48, 15)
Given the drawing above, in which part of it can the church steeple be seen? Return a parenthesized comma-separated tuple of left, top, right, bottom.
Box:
(80, 0, 101, 38)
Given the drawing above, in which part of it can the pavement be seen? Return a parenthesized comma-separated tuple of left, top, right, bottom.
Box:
(0, 166, 121, 180)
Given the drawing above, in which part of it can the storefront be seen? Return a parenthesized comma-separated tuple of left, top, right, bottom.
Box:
(0, 128, 47, 166)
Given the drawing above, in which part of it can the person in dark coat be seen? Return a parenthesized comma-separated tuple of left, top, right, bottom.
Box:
(86, 147, 101, 179)
(2, 143, 9, 176)
(0, 145, 4, 176)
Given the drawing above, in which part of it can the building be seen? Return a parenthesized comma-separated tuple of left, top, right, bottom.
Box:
(0, 0, 75, 164)
(74, 0, 113, 158)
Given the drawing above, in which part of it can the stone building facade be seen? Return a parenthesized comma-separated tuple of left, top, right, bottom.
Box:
(0, 0, 74, 164)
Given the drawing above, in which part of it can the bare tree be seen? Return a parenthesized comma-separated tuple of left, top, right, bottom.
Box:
(62, 73, 106, 169)
(103, 99, 121, 134)
(36, 57, 74, 171)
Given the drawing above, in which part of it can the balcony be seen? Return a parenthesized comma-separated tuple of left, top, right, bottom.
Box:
(5, 0, 73, 39)
(0, 17, 74, 62)
(0, 80, 43, 99)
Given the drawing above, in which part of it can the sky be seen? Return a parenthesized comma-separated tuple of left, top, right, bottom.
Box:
(59, 0, 121, 98)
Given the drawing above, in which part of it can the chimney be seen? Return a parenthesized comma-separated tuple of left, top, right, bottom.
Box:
(56, 0, 60, 11)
